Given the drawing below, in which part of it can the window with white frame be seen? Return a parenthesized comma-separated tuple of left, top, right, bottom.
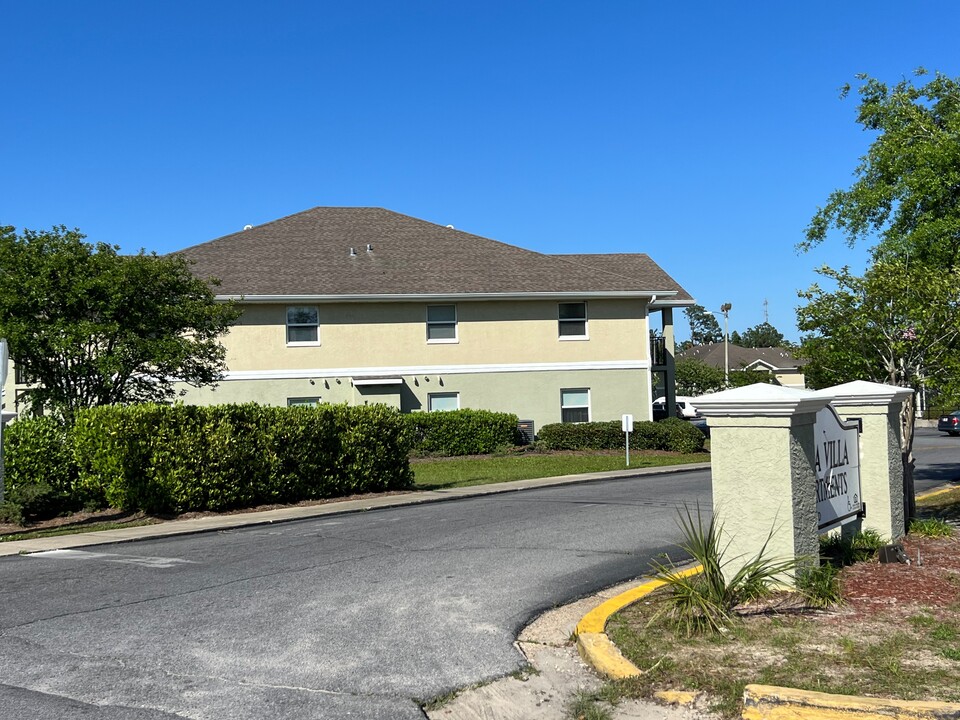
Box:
(558, 302, 587, 338)
(426, 304, 457, 342)
(560, 388, 590, 423)
(286, 306, 319, 344)
(287, 397, 320, 407)
(428, 392, 460, 412)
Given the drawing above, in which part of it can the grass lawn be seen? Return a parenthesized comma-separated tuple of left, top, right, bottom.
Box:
(411, 451, 708, 490)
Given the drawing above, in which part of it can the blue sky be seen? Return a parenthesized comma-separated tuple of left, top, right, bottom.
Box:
(2, 2, 958, 342)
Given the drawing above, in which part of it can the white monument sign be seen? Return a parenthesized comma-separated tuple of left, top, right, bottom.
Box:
(814, 405, 862, 532)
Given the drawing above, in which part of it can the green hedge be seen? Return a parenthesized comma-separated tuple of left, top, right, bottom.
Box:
(0, 417, 79, 523)
(4, 402, 414, 519)
(538, 417, 705, 453)
(407, 409, 521, 456)
(537, 420, 624, 450)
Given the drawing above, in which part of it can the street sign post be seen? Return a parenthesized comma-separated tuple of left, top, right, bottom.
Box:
(622, 413, 634, 466)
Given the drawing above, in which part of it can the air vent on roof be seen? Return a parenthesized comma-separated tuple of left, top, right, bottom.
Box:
(446, 225, 454, 229)
(366, 244, 373, 253)
(243, 224, 253, 230)
(349, 247, 357, 257)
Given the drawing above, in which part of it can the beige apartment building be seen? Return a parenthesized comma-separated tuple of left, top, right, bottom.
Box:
(2, 208, 693, 433)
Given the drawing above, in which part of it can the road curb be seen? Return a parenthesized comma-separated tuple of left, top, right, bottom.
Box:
(573, 484, 960, 712)
(573, 566, 702, 679)
(0, 462, 711, 557)
(742, 684, 960, 719)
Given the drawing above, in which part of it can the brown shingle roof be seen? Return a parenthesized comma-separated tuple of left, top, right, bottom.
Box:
(677, 343, 807, 370)
(553, 253, 693, 303)
(175, 207, 692, 299)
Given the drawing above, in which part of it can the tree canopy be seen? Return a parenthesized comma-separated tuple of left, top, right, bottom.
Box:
(0, 225, 240, 421)
(683, 304, 723, 345)
(801, 69, 960, 266)
(732, 322, 786, 348)
(797, 260, 960, 396)
(796, 69, 960, 520)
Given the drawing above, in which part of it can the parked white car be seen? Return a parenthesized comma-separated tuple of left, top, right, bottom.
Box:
(653, 396, 700, 419)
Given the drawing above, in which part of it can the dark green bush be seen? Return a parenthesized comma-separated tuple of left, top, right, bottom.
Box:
(2, 417, 78, 521)
(537, 421, 623, 450)
(538, 418, 705, 453)
(71, 402, 413, 515)
(659, 417, 707, 453)
(407, 409, 521, 456)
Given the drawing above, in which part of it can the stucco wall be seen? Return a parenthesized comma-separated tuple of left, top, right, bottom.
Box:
(222, 298, 650, 371)
(178, 368, 651, 431)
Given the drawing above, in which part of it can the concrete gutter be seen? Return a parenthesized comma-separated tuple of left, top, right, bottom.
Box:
(573, 485, 960, 718)
(0, 461, 710, 557)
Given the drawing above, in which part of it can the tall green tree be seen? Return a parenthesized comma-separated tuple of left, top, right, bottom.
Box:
(798, 261, 960, 394)
(797, 260, 960, 519)
(684, 304, 723, 345)
(0, 225, 240, 421)
(675, 358, 725, 396)
(799, 69, 960, 520)
(801, 69, 960, 266)
(737, 322, 785, 348)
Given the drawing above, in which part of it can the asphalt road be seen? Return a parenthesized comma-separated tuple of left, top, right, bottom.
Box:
(0, 469, 711, 720)
(1, 430, 957, 720)
(913, 425, 960, 493)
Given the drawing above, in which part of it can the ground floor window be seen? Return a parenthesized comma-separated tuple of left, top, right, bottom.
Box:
(428, 392, 460, 412)
(287, 397, 320, 407)
(561, 388, 590, 423)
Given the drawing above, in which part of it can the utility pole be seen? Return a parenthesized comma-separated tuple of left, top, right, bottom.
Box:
(719, 304, 732, 387)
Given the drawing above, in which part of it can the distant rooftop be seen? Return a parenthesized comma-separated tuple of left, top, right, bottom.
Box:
(678, 343, 807, 371)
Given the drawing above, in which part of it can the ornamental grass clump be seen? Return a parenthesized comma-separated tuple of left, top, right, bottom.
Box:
(651, 505, 800, 637)
(910, 517, 954, 538)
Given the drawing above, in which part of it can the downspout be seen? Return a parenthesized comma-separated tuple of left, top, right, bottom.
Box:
(646, 296, 657, 421)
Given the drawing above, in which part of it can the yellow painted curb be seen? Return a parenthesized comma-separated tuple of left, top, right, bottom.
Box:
(654, 690, 699, 706)
(573, 565, 702, 679)
(575, 565, 703, 636)
(743, 683, 960, 719)
(575, 632, 643, 680)
(917, 486, 959, 502)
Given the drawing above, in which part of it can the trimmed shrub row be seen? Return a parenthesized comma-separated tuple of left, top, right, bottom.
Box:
(407, 409, 521, 456)
(537, 417, 706, 454)
(3, 403, 413, 519)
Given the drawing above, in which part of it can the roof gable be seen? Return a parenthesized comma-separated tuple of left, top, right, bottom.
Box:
(677, 343, 806, 371)
(175, 207, 691, 299)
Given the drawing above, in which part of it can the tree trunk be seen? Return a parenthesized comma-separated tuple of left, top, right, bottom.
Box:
(900, 391, 917, 526)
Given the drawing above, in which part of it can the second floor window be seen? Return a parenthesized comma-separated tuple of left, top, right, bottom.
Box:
(558, 302, 587, 338)
(287, 306, 319, 344)
(427, 304, 457, 342)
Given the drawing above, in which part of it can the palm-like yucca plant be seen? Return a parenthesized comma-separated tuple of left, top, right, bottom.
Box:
(651, 504, 800, 636)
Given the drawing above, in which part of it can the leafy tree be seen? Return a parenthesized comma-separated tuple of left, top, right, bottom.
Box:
(675, 358, 725, 396)
(797, 259, 960, 518)
(737, 322, 785, 349)
(729, 369, 779, 388)
(0, 225, 240, 422)
(799, 69, 960, 520)
(684, 304, 723, 345)
(801, 69, 960, 266)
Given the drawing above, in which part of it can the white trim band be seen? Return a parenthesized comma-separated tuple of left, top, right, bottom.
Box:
(218, 291, 677, 303)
